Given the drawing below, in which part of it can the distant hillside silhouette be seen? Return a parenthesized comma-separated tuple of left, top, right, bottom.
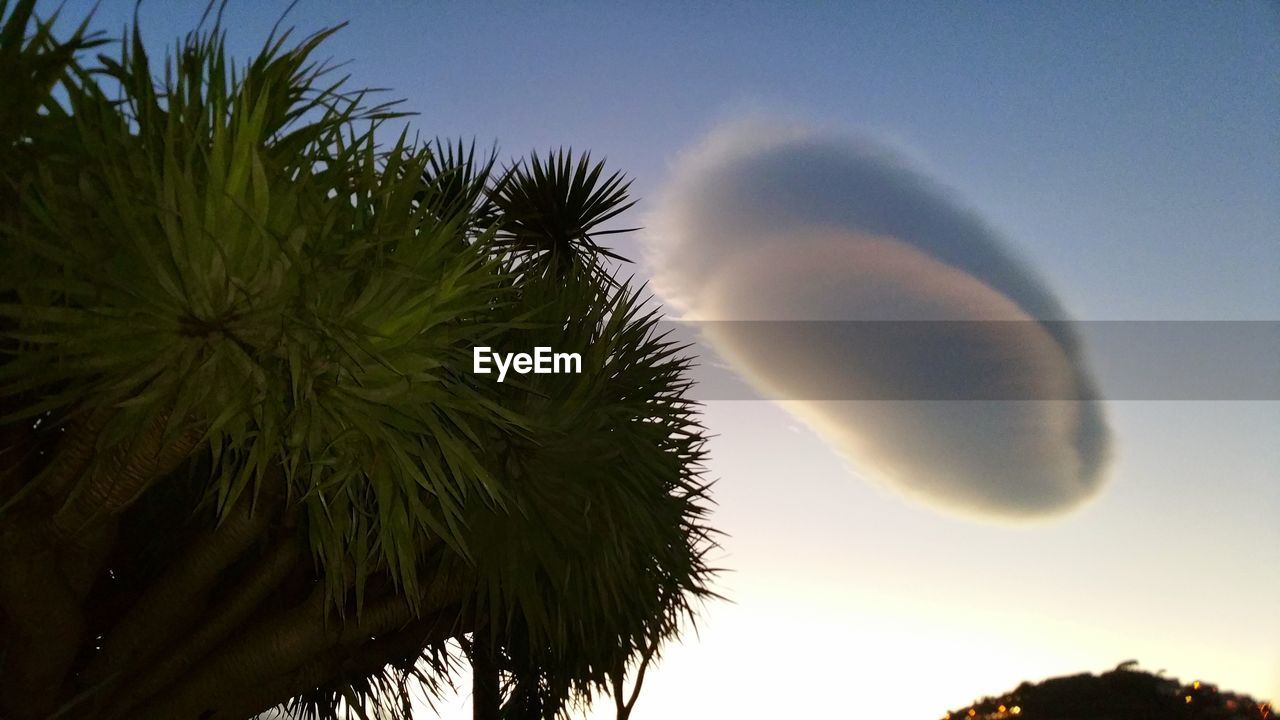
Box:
(942, 662, 1273, 720)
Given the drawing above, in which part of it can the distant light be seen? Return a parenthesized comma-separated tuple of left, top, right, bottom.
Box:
(1010, 707, 1021, 715)
(968, 710, 976, 718)
(1185, 695, 1192, 703)
(1193, 680, 1200, 690)
(998, 706, 1006, 713)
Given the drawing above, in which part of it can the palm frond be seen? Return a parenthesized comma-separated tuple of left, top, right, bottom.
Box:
(416, 137, 502, 234)
(489, 149, 638, 281)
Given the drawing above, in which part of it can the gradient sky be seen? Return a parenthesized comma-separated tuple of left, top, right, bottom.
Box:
(48, 1, 1280, 716)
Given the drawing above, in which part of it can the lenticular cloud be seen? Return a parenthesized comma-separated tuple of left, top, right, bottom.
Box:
(647, 121, 1111, 520)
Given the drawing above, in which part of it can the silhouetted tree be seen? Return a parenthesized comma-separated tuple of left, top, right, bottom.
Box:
(0, 2, 716, 718)
(942, 664, 1273, 720)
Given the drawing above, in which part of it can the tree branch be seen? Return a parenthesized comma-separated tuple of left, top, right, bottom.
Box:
(0, 406, 113, 719)
(130, 583, 458, 719)
(51, 416, 200, 540)
(102, 534, 306, 719)
(82, 488, 280, 693)
(210, 609, 464, 720)
(618, 642, 655, 720)
(0, 516, 85, 720)
(33, 406, 114, 505)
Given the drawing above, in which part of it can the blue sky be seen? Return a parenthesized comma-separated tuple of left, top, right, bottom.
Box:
(71, 1, 1279, 325)
(304, 0, 1280, 320)
(49, 1, 1280, 716)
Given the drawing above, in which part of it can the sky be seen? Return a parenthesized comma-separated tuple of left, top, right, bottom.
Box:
(48, 1, 1280, 716)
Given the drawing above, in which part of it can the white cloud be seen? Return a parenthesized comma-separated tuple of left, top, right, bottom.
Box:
(647, 120, 1111, 520)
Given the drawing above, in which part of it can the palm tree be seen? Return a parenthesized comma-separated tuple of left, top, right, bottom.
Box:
(0, 3, 717, 719)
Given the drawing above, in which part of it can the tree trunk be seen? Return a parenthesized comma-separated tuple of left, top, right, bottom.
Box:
(471, 632, 501, 720)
